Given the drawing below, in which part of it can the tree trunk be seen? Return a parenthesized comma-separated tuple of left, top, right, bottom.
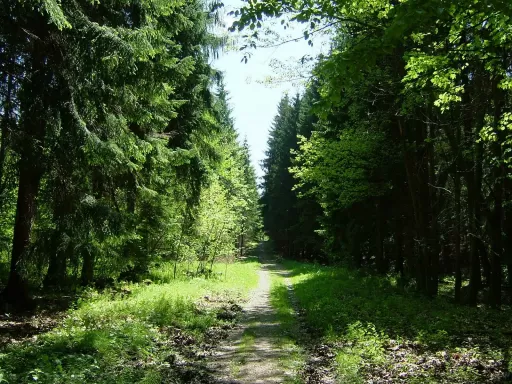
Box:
(479, 239, 491, 286)
(397, 117, 424, 289)
(489, 168, 504, 308)
(427, 115, 439, 296)
(2, 39, 48, 307)
(508, 264, 512, 303)
(3, 166, 42, 307)
(395, 219, 404, 277)
(467, 179, 481, 305)
(416, 117, 433, 295)
(467, 121, 485, 305)
(44, 245, 68, 288)
(375, 200, 385, 274)
(489, 76, 505, 309)
(504, 178, 512, 300)
(81, 248, 95, 286)
(403, 222, 415, 278)
(454, 168, 462, 303)
(0, 69, 13, 199)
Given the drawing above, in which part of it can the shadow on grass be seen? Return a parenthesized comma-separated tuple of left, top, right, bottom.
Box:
(282, 259, 512, 383)
(0, 299, 224, 384)
(0, 257, 261, 384)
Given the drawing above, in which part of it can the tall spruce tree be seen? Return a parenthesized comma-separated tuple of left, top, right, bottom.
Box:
(242, 0, 512, 305)
(0, 0, 262, 308)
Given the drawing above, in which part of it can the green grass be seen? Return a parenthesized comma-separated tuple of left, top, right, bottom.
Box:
(149, 257, 254, 281)
(230, 326, 257, 375)
(240, 328, 256, 352)
(0, 259, 260, 384)
(283, 260, 512, 383)
(269, 270, 305, 383)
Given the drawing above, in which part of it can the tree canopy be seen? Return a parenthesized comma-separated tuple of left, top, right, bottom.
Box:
(0, 0, 261, 308)
(256, 0, 512, 307)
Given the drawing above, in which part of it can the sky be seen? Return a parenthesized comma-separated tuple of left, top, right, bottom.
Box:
(212, 0, 328, 182)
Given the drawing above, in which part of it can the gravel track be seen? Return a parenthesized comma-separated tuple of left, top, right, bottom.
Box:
(209, 246, 295, 383)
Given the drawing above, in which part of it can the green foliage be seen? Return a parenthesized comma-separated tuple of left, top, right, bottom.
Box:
(261, 93, 323, 259)
(253, 0, 512, 303)
(0, 259, 260, 383)
(292, 129, 391, 211)
(269, 275, 295, 336)
(284, 260, 512, 383)
(0, 0, 262, 295)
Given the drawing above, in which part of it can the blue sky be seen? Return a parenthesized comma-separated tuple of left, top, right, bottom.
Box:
(212, 0, 328, 181)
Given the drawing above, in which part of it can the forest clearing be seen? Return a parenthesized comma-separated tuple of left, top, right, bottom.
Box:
(2, 0, 512, 382)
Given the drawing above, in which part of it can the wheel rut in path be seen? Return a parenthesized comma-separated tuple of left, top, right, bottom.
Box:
(209, 246, 294, 383)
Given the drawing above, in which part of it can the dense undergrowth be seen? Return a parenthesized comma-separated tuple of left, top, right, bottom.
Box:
(0, 259, 259, 383)
(284, 261, 512, 383)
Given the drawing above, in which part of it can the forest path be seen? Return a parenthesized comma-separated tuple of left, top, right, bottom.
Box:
(209, 245, 296, 383)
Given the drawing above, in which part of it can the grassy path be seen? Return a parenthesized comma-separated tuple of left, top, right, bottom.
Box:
(210, 245, 304, 383)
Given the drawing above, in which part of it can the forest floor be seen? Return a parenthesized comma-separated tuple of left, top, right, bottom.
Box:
(282, 260, 512, 383)
(2, 246, 512, 383)
(0, 258, 262, 383)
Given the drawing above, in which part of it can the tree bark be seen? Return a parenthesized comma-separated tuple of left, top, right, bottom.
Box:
(427, 114, 439, 296)
(375, 200, 385, 274)
(397, 117, 424, 289)
(488, 77, 505, 308)
(394, 218, 404, 277)
(44, 239, 68, 289)
(0, 69, 13, 199)
(466, 109, 484, 306)
(3, 166, 42, 307)
(454, 167, 462, 303)
(416, 117, 434, 295)
(81, 248, 95, 286)
(489, 177, 503, 309)
(467, 177, 481, 305)
(2, 38, 48, 308)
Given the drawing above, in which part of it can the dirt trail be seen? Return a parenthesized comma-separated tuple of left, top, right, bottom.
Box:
(209, 247, 294, 383)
